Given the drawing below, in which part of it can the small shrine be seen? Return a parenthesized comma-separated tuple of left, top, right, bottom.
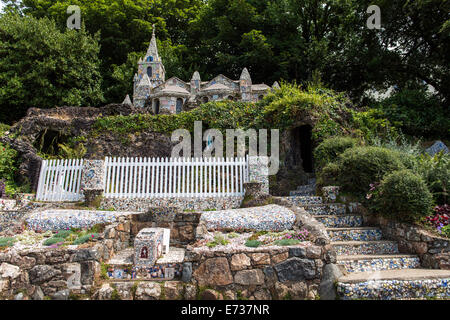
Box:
(106, 227, 184, 281)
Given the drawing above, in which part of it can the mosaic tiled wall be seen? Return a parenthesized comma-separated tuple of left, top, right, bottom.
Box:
(248, 156, 269, 194)
(80, 160, 105, 191)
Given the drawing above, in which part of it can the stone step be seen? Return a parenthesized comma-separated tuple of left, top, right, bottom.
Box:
(283, 196, 323, 206)
(327, 227, 383, 241)
(337, 269, 450, 300)
(332, 240, 399, 255)
(316, 215, 363, 228)
(336, 254, 421, 273)
(303, 204, 346, 216)
(295, 184, 315, 192)
(289, 189, 315, 196)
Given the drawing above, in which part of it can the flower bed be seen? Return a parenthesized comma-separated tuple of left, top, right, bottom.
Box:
(190, 229, 312, 252)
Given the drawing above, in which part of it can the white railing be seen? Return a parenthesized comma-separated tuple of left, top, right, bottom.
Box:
(36, 159, 84, 202)
(104, 156, 249, 199)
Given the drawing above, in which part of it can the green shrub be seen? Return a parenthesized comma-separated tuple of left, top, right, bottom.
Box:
(54, 230, 72, 239)
(414, 152, 449, 205)
(371, 170, 433, 222)
(334, 146, 409, 196)
(0, 237, 16, 247)
(245, 240, 261, 248)
(317, 162, 341, 187)
(73, 233, 100, 245)
(442, 225, 450, 238)
(273, 239, 301, 246)
(314, 136, 360, 169)
(43, 237, 65, 246)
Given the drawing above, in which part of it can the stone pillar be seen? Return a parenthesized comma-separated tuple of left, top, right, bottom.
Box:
(248, 156, 269, 194)
(80, 160, 105, 207)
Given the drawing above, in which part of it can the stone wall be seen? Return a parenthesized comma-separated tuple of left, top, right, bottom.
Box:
(367, 215, 450, 270)
(185, 244, 330, 300)
(0, 216, 131, 300)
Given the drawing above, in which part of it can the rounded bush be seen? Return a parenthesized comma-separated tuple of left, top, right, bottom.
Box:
(335, 146, 409, 196)
(317, 162, 341, 187)
(314, 136, 360, 169)
(372, 169, 433, 222)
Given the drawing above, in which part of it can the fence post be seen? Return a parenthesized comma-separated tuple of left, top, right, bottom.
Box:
(80, 159, 106, 207)
(248, 156, 269, 194)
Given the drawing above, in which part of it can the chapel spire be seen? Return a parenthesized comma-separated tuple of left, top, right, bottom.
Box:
(146, 24, 160, 61)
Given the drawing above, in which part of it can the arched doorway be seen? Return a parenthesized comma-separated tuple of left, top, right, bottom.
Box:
(147, 66, 152, 77)
(153, 99, 160, 114)
(291, 125, 314, 173)
(176, 98, 183, 114)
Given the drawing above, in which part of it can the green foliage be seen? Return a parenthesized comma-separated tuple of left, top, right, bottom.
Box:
(314, 136, 360, 170)
(73, 233, 100, 245)
(351, 109, 400, 143)
(0, 142, 17, 184)
(442, 225, 450, 238)
(317, 162, 341, 187)
(0, 13, 104, 124)
(43, 237, 65, 246)
(54, 230, 72, 239)
(57, 143, 87, 159)
(0, 237, 16, 247)
(375, 87, 450, 139)
(0, 123, 10, 137)
(414, 152, 450, 205)
(206, 233, 229, 248)
(0, 141, 21, 196)
(244, 240, 261, 248)
(331, 146, 410, 196)
(273, 239, 301, 246)
(371, 170, 434, 222)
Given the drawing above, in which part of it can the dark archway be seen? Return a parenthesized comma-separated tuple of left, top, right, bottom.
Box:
(176, 98, 183, 114)
(291, 125, 314, 173)
(153, 99, 160, 114)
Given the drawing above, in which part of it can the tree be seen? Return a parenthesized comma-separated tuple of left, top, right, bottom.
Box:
(6, 0, 204, 102)
(0, 13, 103, 124)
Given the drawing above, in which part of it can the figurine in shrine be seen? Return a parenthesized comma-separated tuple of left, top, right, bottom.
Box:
(140, 246, 149, 259)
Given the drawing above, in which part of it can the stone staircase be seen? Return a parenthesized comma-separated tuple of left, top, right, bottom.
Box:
(286, 182, 450, 300)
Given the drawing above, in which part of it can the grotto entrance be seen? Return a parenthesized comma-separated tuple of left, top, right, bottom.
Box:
(291, 125, 314, 173)
(34, 129, 69, 157)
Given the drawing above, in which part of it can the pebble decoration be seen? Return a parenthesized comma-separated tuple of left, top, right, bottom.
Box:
(303, 204, 346, 216)
(316, 215, 363, 228)
(200, 205, 296, 232)
(337, 279, 450, 300)
(26, 209, 135, 231)
(283, 196, 323, 206)
(337, 257, 421, 273)
(328, 228, 383, 241)
(332, 241, 399, 255)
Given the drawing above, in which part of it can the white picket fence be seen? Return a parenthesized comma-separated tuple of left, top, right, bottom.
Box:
(36, 159, 84, 202)
(103, 156, 249, 199)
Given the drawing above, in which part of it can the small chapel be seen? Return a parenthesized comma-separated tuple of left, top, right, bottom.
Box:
(129, 26, 280, 114)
